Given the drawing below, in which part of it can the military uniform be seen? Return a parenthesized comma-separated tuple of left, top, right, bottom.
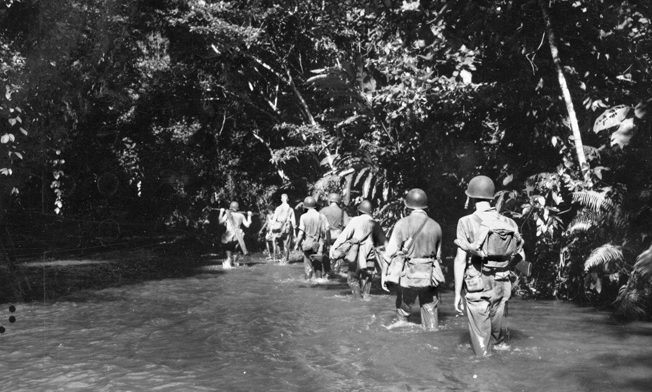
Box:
(320, 203, 350, 273)
(272, 202, 296, 260)
(297, 208, 329, 279)
(331, 212, 385, 298)
(386, 209, 442, 330)
(456, 204, 519, 356)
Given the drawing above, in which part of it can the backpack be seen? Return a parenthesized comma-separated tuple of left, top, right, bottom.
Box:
(468, 213, 522, 268)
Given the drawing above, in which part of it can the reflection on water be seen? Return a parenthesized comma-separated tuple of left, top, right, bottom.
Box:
(1, 256, 651, 391)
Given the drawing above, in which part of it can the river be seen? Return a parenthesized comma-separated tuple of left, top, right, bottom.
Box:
(1, 255, 651, 391)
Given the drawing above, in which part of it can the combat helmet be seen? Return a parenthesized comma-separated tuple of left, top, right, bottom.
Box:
(303, 196, 317, 209)
(357, 199, 373, 214)
(229, 201, 239, 211)
(465, 176, 495, 200)
(405, 188, 428, 209)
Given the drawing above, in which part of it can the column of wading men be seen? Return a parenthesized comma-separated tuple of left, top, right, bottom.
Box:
(218, 176, 523, 357)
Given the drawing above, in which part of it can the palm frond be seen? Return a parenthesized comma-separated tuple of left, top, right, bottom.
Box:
(614, 284, 648, 320)
(572, 189, 614, 212)
(584, 244, 624, 272)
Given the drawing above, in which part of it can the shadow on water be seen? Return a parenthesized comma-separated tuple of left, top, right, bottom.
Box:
(0, 245, 233, 304)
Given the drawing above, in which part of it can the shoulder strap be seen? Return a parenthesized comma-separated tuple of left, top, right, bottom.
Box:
(412, 216, 429, 240)
(403, 216, 429, 253)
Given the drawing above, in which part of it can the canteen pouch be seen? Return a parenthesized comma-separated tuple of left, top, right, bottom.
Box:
(385, 253, 406, 285)
(330, 240, 352, 260)
(464, 265, 484, 293)
(431, 259, 446, 287)
(402, 258, 434, 288)
(302, 237, 320, 253)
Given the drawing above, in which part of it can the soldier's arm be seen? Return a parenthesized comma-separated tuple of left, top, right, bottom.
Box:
(243, 212, 252, 228)
(453, 220, 468, 312)
(331, 218, 354, 249)
(384, 221, 403, 258)
(295, 215, 305, 246)
(218, 209, 227, 224)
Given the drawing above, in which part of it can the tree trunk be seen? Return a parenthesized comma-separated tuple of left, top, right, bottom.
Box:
(539, 0, 591, 183)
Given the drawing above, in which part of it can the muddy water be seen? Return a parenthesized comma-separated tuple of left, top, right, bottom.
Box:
(1, 256, 651, 391)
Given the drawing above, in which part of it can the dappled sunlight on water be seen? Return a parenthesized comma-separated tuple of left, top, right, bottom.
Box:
(1, 255, 651, 391)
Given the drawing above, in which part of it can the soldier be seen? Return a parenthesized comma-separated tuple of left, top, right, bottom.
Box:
(330, 200, 386, 299)
(294, 196, 329, 280)
(453, 175, 523, 356)
(271, 193, 296, 263)
(258, 205, 276, 260)
(319, 192, 350, 274)
(385, 188, 442, 331)
(218, 201, 252, 269)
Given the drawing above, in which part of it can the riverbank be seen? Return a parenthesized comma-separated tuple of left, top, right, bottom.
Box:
(0, 238, 233, 304)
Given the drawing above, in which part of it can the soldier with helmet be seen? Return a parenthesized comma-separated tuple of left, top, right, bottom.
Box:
(453, 175, 523, 356)
(330, 199, 387, 299)
(384, 188, 443, 331)
(271, 193, 297, 263)
(319, 192, 350, 274)
(218, 201, 252, 269)
(295, 196, 330, 280)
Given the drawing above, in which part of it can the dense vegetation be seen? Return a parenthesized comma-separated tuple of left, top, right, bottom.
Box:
(1, 0, 651, 318)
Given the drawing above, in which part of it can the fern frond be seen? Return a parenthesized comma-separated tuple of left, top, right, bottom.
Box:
(567, 209, 602, 233)
(567, 220, 592, 234)
(633, 245, 652, 281)
(584, 244, 624, 272)
(572, 190, 614, 212)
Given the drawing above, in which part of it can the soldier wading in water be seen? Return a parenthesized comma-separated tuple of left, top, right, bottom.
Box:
(453, 175, 524, 356)
(331, 200, 386, 300)
(320, 192, 350, 275)
(218, 201, 252, 269)
(295, 196, 330, 280)
(383, 189, 444, 331)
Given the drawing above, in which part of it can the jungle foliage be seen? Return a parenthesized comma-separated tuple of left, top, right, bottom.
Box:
(1, 0, 651, 317)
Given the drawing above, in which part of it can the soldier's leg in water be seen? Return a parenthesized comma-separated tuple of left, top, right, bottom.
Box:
(360, 268, 373, 299)
(271, 237, 278, 261)
(311, 255, 323, 279)
(224, 250, 233, 269)
(347, 261, 361, 297)
(322, 244, 332, 276)
(396, 287, 418, 322)
(265, 240, 272, 259)
(303, 252, 314, 279)
(465, 274, 493, 356)
(419, 287, 439, 331)
(490, 278, 512, 347)
(283, 233, 292, 263)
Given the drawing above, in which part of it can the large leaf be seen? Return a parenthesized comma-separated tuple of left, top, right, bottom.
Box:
(353, 167, 370, 187)
(610, 118, 637, 149)
(362, 171, 375, 199)
(593, 105, 630, 133)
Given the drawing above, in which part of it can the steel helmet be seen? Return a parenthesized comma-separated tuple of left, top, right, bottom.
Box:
(405, 188, 428, 209)
(357, 199, 373, 214)
(303, 196, 317, 209)
(229, 201, 239, 211)
(465, 175, 495, 200)
(328, 193, 342, 204)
